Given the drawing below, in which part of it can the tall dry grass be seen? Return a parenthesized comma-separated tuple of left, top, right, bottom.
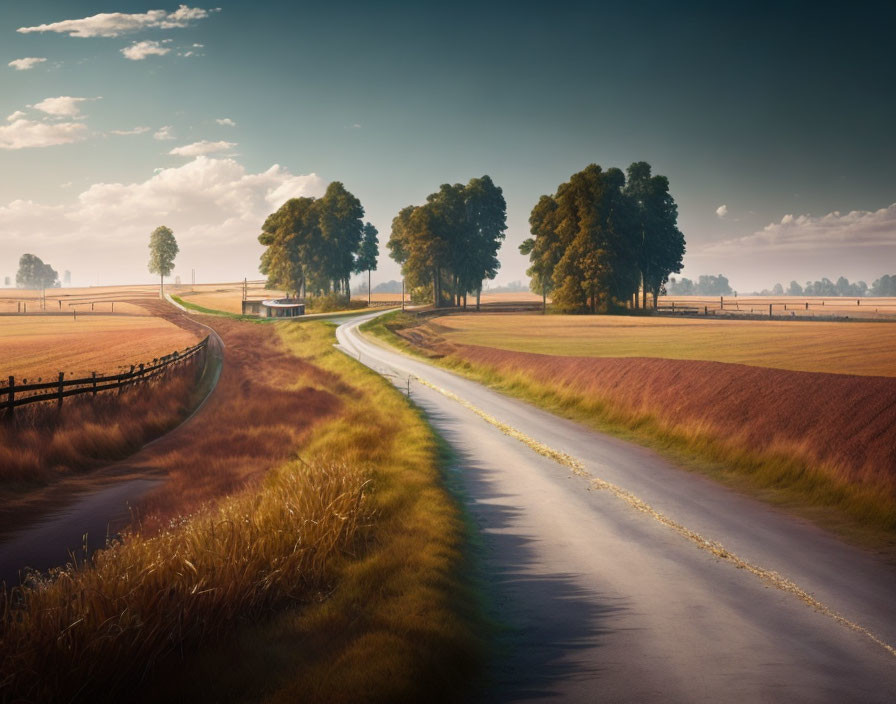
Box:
(0, 320, 484, 703)
(0, 359, 203, 484)
(0, 460, 367, 702)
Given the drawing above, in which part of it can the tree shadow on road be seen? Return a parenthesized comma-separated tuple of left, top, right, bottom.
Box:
(424, 404, 629, 701)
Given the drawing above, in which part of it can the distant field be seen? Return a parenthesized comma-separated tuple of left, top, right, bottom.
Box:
(431, 313, 896, 377)
(0, 315, 199, 379)
(0, 284, 161, 314)
(658, 295, 896, 320)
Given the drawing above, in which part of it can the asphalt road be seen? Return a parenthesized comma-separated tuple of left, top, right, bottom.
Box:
(336, 311, 896, 703)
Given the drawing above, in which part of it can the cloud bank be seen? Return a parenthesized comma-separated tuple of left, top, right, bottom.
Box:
(0, 157, 325, 284)
(17, 5, 217, 38)
(684, 203, 896, 290)
(705, 204, 896, 254)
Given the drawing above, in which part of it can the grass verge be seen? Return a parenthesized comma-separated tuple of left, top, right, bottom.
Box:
(0, 321, 485, 702)
(362, 312, 896, 551)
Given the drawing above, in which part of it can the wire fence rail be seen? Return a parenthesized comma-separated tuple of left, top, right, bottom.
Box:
(2, 337, 208, 415)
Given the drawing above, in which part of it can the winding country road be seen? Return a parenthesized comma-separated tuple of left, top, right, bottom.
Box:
(337, 311, 896, 702)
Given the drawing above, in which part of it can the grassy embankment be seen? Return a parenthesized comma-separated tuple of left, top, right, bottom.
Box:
(363, 312, 896, 546)
(0, 321, 483, 702)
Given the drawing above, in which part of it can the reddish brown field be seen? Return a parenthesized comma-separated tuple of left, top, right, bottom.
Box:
(454, 344, 896, 488)
(131, 313, 346, 530)
(379, 311, 896, 533)
(0, 300, 345, 534)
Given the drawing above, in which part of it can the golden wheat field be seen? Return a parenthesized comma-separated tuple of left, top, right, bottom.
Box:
(429, 313, 896, 377)
(0, 315, 199, 380)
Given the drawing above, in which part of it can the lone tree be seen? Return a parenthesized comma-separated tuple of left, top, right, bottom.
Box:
(148, 226, 179, 295)
(16, 253, 59, 289)
(354, 222, 379, 305)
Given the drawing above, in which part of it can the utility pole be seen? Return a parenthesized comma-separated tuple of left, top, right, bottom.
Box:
(401, 279, 405, 311)
(191, 268, 195, 289)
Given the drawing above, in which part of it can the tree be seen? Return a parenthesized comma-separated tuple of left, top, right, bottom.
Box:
(148, 226, 178, 295)
(772, 283, 784, 296)
(387, 176, 506, 308)
(787, 280, 803, 296)
(625, 162, 685, 308)
(258, 183, 368, 303)
(871, 274, 896, 296)
(259, 198, 316, 297)
(354, 222, 379, 305)
(16, 253, 59, 289)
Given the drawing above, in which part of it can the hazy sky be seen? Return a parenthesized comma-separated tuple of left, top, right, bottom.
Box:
(2, 1, 895, 291)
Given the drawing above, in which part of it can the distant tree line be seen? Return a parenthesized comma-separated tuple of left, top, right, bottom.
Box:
(752, 276, 896, 297)
(666, 274, 732, 296)
(485, 279, 529, 294)
(520, 163, 685, 313)
(258, 182, 378, 301)
(387, 175, 506, 308)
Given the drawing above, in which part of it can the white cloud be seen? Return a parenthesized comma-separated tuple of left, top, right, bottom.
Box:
(121, 40, 171, 61)
(715, 204, 728, 219)
(216, 118, 236, 127)
(0, 157, 325, 283)
(8, 57, 47, 71)
(110, 126, 151, 136)
(17, 6, 218, 38)
(153, 126, 175, 140)
(32, 96, 96, 117)
(169, 140, 236, 157)
(7, 111, 27, 122)
(0, 116, 87, 149)
(705, 204, 896, 254)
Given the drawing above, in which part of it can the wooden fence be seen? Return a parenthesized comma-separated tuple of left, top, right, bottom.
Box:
(2, 337, 208, 416)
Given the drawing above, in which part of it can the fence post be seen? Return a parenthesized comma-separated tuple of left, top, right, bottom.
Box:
(6, 376, 13, 419)
(769, 304, 773, 318)
(92, 371, 97, 396)
(57, 372, 64, 408)
(139, 363, 145, 385)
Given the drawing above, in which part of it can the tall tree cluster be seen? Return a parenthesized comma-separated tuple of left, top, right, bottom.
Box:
(520, 163, 685, 312)
(387, 176, 506, 308)
(258, 182, 375, 299)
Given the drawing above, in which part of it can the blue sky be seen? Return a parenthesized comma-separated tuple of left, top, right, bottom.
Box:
(2, 1, 895, 290)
